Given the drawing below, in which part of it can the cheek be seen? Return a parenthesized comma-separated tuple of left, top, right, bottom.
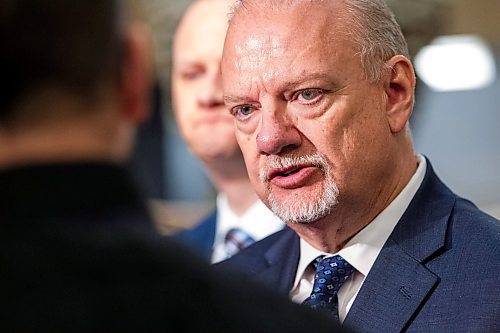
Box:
(175, 107, 196, 135)
(236, 132, 261, 175)
(236, 132, 254, 162)
(301, 117, 345, 158)
(300, 112, 360, 182)
(173, 81, 198, 105)
(235, 114, 260, 136)
(337, 112, 390, 187)
(217, 126, 239, 146)
(172, 80, 189, 102)
(350, 102, 389, 152)
(173, 87, 197, 118)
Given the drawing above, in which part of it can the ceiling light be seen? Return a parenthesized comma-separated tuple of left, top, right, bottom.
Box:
(414, 35, 497, 92)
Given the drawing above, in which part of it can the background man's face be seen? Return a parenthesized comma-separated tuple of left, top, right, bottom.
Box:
(222, 3, 394, 223)
(172, 0, 239, 162)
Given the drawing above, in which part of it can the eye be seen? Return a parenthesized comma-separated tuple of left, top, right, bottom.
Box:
(181, 71, 202, 81)
(295, 89, 324, 104)
(180, 66, 205, 81)
(231, 104, 256, 119)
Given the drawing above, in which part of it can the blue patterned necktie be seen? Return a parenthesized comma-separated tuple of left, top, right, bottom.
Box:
(302, 255, 355, 322)
(223, 227, 255, 258)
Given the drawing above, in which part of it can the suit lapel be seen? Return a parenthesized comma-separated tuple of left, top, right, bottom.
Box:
(174, 209, 217, 259)
(256, 228, 300, 294)
(344, 161, 457, 332)
(344, 238, 439, 332)
(203, 210, 217, 253)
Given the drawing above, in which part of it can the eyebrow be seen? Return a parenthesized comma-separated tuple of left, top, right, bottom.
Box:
(283, 73, 336, 88)
(222, 72, 338, 104)
(223, 95, 248, 104)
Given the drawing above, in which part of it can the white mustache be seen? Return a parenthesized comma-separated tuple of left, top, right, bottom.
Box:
(259, 153, 328, 183)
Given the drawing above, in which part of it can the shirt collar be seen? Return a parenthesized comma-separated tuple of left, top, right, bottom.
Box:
(216, 193, 284, 240)
(294, 155, 427, 285)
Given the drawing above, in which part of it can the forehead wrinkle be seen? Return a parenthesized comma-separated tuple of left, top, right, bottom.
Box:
(228, 41, 340, 100)
(234, 34, 285, 72)
(226, 34, 286, 97)
(235, 42, 338, 96)
(231, 4, 340, 70)
(223, 1, 351, 100)
(223, 74, 268, 104)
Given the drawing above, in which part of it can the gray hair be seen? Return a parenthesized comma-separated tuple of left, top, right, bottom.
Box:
(229, 0, 409, 82)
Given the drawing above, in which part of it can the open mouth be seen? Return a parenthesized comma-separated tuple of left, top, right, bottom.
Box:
(276, 167, 302, 177)
(269, 165, 310, 180)
(266, 164, 319, 189)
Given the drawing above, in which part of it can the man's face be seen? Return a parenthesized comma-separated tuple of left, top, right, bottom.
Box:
(222, 3, 394, 224)
(172, 0, 239, 162)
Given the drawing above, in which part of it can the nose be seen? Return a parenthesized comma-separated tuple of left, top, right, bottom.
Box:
(256, 106, 302, 155)
(197, 69, 224, 109)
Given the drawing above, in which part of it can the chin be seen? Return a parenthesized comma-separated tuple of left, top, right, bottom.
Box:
(266, 177, 339, 223)
(266, 184, 338, 224)
(269, 196, 337, 224)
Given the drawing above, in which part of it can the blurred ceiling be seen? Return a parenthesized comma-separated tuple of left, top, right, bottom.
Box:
(450, 0, 500, 48)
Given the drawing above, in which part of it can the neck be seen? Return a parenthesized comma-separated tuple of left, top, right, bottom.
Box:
(0, 127, 119, 170)
(0, 96, 131, 170)
(204, 156, 259, 216)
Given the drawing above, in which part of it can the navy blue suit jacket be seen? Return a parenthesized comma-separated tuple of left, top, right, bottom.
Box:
(217, 161, 500, 332)
(174, 209, 217, 259)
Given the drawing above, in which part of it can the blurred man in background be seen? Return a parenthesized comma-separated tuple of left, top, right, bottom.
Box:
(0, 1, 348, 332)
(171, 0, 283, 262)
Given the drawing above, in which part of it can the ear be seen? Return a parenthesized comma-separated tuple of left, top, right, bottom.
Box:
(383, 55, 416, 133)
(119, 23, 154, 125)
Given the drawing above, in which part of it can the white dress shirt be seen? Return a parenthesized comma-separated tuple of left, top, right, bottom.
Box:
(211, 193, 284, 263)
(290, 155, 427, 323)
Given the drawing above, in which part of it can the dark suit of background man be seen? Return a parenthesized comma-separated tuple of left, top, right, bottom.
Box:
(0, 1, 350, 332)
(217, 0, 500, 332)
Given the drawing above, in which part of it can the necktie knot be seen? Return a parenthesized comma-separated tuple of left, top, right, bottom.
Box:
(303, 255, 355, 321)
(223, 227, 255, 258)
